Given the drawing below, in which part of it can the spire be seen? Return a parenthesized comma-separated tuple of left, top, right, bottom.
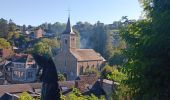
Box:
(62, 16, 74, 34)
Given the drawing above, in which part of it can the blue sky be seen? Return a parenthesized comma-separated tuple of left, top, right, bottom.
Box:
(0, 0, 142, 26)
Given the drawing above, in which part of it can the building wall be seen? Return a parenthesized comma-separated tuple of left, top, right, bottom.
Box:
(53, 51, 77, 80)
(0, 48, 13, 58)
(77, 60, 104, 75)
(34, 28, 43, 39)
(11, 68, 37, 83)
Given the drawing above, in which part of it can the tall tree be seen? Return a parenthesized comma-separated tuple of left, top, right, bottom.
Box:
(121, 0, 170, 99)
(0, 18, 8, 37)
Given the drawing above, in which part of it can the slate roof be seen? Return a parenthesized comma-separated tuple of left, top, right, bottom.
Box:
(62, 17, 75, 35)
(0, 84, 33, 97)
(71, 49, 106, 61)
(11, 54, 34, 64)
(13, 55, 28, 63)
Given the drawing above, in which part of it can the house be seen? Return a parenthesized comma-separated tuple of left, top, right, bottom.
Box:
(34, 27, 44, 39)
(5, 54, 38, 83)
(0, 48, 13, 59)
(0, 75, 114, 99)
(53, 17, 106, 80)
(0, 83, 41, 100)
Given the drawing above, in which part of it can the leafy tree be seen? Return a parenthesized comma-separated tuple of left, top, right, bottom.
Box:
(33, 38, 59, 57)
(40, 38, 59, 48)
(101, 65, 114, 79)
(108, 52, 124, 66)
(66, 88, 99, 100)
(83, 67, 100, 76)
(106, 67, 129, 100)
(33, 42, 51, 57)
(0, 18, 8, 37)
(0, 38, 11, 49)
(58, 74, 66, 81)
(121, 0, 170, 99)
(19, 92, 35, 100)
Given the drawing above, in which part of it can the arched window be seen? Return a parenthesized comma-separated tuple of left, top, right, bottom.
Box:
(65, 39, 67, 44)
(80, 66, 84, 75)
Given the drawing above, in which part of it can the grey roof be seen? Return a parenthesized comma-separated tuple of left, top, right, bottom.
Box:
(62, 17, 75, 34)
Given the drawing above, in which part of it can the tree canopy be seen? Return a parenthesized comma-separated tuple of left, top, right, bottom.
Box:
(121, 0, 170, 99)
(0, 38, 11, 49)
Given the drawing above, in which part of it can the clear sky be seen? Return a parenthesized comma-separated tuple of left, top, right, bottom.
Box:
(0, 0, 142, 26)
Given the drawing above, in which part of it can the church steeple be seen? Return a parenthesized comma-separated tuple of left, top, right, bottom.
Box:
(62, 16, 74, 34)
(61, 16, 77, 52)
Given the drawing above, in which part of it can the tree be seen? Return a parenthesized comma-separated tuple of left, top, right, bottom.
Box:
(33, 38, 59, 57)
(0, 38, 11, 49)
(0, 18, 8, 37)
(19, 92, 35, 100)
(105, 66, 129, 100)
(64, 88, 99, 100)
(58, 74, 66, 81)
(108, 52, 124, 66)
(101, 65, 114, 79)
(33, 42, 51, 57)
(121, 0, 170, 99)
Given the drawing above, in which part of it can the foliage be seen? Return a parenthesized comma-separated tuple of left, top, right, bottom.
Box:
(0, 38, 11, 49)
(74, 21, 123, 61)
(19, 92, 40, 100)
(58, 73, 66, 81)
(41, 38, 59, 48)
(60, 88, 100, 100)
(33, 42, 51, 57)
(106, 67, 130, 100)
(108, 52, 125, 66)
(19, 92, 34, 100)
(101, 65, 114, 79)
(121, 0, 170, 99)
(33, 38, 59, 57)
(83, 67, 100, 76)
(0, 18, 8, 37)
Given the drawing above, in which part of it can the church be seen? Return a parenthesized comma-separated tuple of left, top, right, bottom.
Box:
(53, 17, 106, 80)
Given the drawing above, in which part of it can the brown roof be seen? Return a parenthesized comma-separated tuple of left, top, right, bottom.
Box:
(59, 81, 75, 89)
(71, 49, 106, 61)
(13, 54, 33, 63)
(28, 83, 42, 89)
(75, 74, 98, 93)
(0, 84, 33, 96)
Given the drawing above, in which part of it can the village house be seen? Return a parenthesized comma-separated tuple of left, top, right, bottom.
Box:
(53, 17, 106, 80)
(0, 83, 41, 100)
(4, 54, 38, 84)
(0, 48, 13, 59)
(34, 27, 44, 39)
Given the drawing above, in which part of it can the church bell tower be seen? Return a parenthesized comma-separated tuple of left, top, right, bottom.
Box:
(61, 16, 76, 52)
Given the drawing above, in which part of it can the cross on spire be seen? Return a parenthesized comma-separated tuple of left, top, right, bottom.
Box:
(66, 7, 71, 18)
(62, 7, 74, 34)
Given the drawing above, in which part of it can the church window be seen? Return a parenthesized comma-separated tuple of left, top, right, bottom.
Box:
(65, 39, 67, 44)
(64, 60, 67, 66)
(80, 66, 84, 75)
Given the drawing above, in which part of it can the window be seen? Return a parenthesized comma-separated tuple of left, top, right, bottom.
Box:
(64, 60, 67, 66)
(65, 39, 67, 44)
(27, 72, 33, 78)
(80, 66, 84, 75)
